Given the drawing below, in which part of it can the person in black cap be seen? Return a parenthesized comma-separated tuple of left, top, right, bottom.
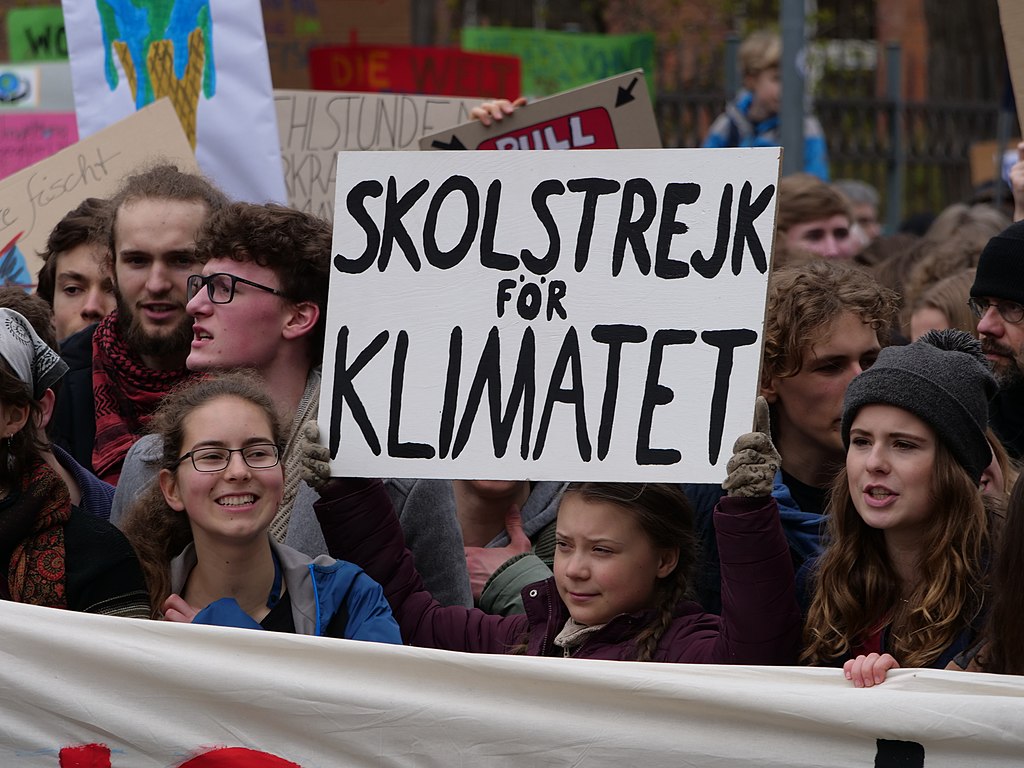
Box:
(801, 330, 997, 685)
(970, 219, 1024, 457)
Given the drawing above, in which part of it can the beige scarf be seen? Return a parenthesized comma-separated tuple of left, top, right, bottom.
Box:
(268, 368, 320, 543)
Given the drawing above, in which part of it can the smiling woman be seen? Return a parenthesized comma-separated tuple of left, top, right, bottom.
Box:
(120, 372, 401, 643)
(801, 329, 1000, 685)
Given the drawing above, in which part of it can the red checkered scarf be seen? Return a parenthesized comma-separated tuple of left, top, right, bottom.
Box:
(91, 311, 196, 484)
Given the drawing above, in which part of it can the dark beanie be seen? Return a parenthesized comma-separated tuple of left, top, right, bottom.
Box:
(971, 220, 1024, 304)
(841, 329, 997, 483)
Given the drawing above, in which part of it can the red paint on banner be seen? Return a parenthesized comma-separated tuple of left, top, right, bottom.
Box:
(55, 744, 300, 767)
(179, 747, 300, 767)
(58, 744, 111, 768)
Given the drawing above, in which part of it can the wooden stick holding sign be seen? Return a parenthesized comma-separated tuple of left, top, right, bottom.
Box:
(419, 69, 661, 152)
(319, 147, 780, 483)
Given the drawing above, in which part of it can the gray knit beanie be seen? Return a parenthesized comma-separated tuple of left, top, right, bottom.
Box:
(841, 329, 997, 483)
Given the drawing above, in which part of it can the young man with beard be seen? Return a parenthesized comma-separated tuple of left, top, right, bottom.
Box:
(970, 220, 1024, 458)
(110, 202, 331, 556)
(51, 165, 228, 483)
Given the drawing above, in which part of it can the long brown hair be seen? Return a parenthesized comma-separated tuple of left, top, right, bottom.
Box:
(120, 372, 283, 617)
(802, 440, 988, 668)
(979, 472, 1024, 675)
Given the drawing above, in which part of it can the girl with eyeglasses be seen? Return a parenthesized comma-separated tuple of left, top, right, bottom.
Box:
(121, 372, 401, 642)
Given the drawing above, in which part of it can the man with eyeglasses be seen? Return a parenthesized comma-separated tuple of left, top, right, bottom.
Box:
(51, 165, 227, 483)
(970, 220, 1024, 458)
(111, 202, 332, 557)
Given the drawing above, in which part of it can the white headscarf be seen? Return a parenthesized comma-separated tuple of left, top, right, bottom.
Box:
(0, 308, 68, 399)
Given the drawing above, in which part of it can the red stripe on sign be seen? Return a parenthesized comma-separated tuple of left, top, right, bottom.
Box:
(477, 108, 617, 150)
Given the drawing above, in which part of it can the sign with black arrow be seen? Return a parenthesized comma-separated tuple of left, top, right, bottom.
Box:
(419, 69, 661, 152)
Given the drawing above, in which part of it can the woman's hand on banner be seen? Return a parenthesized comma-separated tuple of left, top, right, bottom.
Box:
(844, 653, 899, 687)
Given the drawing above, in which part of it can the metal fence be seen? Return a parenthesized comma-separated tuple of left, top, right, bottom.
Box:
(655, 64, 1008, 226)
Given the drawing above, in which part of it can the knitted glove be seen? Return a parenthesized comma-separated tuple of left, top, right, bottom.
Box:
(297, 421, 332, 490)
(721, 396, 780, 498)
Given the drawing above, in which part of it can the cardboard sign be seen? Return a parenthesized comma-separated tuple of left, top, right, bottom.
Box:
(309, 43, 520, 98)
(320, 147, 780, 483)
(7, 6, 67, 62)
(461, 27, 655, 98)
(0, 111, 78, 178)
(275, 88, 482, 219)
(419, 70, 660, 152)
(1000, 0, 1024, 135)
(0, 98, 195, 284)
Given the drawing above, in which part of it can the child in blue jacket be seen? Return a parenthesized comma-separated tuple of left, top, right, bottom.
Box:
(703, 30, 830, 181)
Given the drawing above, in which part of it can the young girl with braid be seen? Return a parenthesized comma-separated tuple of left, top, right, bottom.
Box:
(301, 399, 801, 664)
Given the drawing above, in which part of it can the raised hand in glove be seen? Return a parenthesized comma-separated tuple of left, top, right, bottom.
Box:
(721, 396, 780, 498)
(297, 420, 332, 490)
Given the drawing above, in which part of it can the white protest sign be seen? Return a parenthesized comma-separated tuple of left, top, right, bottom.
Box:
(275, 89, 482, 220)
(62, 0, 286, 204)
(1, 599, 1023, 767)
(321, 148, 780, 483)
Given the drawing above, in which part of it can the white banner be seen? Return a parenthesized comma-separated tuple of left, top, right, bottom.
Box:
(0, 600, 1022, 767)
(321, 147, 780, 483)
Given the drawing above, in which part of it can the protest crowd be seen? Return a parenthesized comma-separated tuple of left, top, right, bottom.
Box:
(3, 14, 1024, 760)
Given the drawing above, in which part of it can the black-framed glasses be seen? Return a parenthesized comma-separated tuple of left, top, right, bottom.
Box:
(172, 443, 281, 472)
(967, 297, 1024, 325)
(186, 273, 285, 304)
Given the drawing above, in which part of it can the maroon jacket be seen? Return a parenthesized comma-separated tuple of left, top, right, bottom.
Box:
(316, 479, 800, 664)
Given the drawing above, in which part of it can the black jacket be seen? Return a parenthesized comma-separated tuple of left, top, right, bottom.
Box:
(52, 323, 97, 473)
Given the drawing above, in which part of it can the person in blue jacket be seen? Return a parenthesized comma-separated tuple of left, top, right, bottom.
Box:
(121, 371, 400, 643)
(703, 30, 830, 181)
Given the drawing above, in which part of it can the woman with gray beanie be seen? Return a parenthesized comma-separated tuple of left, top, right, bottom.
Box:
(800, 329, 997, 685)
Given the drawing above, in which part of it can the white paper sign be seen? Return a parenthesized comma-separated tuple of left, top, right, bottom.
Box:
(61, 0, 286, 204)
(1, 599, 1022, 767)
(320, 147, 781, 483)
